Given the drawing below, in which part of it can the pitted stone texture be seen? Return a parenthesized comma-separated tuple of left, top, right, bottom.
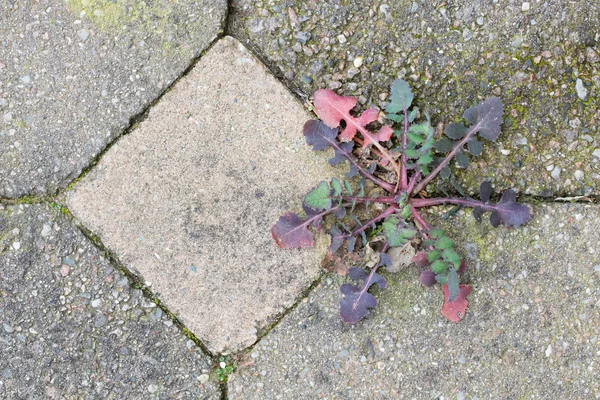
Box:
(67, 36, 340, 354)
(0, 0, 226, 198)
(229, 204, 600, 399)
(0, 204, 220, 399)
(231, 0, 600, 198)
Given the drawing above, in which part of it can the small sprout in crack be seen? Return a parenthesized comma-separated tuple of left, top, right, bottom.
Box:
(272, 79, 531, 323)
(216, 356, 237, 382)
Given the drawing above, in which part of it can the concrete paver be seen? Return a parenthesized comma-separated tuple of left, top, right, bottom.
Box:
(0, 203, 220, 399)
(67, 36, 341, 354)
(229, 204, 600, 399)
(0, 0, 226, 198)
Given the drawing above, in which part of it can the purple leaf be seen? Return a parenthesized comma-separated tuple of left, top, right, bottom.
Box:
(304, 120, 338, 150)
(330, 226, 346, 253)
(348, 267, 368, 281)
(379, 253, 392, 268)
(472, 184, 531, 228)
(340, 264, 387, 323)
(489, 189, 530, 228)
(348, 267, 386, 289)
(329, 142, 354, 165)
(340, 284, 378, 324)
(271, 212, 314, 249)
(445, 122, 468, 139)
(463, 97, 503, 141)
(419, 270, 436, 287)
(303, 202, 323, 230)
(479, 181, 492, 203)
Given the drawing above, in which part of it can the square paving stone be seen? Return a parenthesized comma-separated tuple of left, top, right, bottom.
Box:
(0, 0, 226, 197)
(67, 36, 341, 354)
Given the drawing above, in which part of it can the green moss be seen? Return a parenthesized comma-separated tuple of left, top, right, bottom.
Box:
(64, 0, 181, 53)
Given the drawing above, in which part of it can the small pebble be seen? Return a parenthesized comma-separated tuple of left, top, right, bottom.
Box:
(3, 323, 14, 333)
(353, 56, 363, 68)
(337, 34, 347, 44)
(545, 345, 552, 357)
(574, 170, 584, 181)
(551, 166, 561, 180)
(41, 224, 52, 237)
(462, 29, 473, 41)
(12, 242, 20, 250)
(575, 79, 588, 100)
(148, 384, 158, 393)
(476, 17, 484, 25)
(522, 2, 530, 11)
(592, 149, 600, 159)
(91, 299, 102, 308)
(60, 265, 70, 277)
(78, 29, 89, 41)
(197, 374, 209, 384)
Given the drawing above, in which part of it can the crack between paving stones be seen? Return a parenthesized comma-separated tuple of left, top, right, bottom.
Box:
(48, 201, 217, 358)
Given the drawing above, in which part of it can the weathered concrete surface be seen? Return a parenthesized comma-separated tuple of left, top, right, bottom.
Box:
(230, 0, 600, 197)
(67, 36, 342, 354)
(0, 0, 226, 198)
(229, 204, 600, 399)
(0, 203, 220, 399)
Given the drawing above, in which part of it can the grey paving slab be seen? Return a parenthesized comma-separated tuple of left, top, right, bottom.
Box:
(0, 0, 226, 198)
(230, 0, 600, 198)
(0, 203, 220, 399)
(67, 36, 342, 354)
(228, 204, 600, 399)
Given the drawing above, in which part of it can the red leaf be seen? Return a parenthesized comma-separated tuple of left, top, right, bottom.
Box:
(441, 284, 472, 322)
(271, 212, 314, 249)
(413, 251, 429, 267)
(313, 90, 378, 142)
(362, 125, 394, 150)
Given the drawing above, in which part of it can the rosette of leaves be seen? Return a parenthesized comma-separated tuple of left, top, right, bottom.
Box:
(272, 79, 531, 323)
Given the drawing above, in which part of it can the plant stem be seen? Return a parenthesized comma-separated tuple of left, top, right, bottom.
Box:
(406, 171, 421, 195)
(399, 108, 409, 191)
(340, 195, 396, 204)
(349, 205, 397, 237)
(409, 205, 430, 231)
(411, 122, 483, 195)
(353, 242, 390, 310)
(411, 197, 485, 209)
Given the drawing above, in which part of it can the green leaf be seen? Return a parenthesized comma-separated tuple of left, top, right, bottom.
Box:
(401, 229, 417, 240)
(431, 260, 449, 274)
(456, 151, 470, 168)
(387, 113, 404, 122)
(404, 149, 419, 159)
(417, 153, 433, 165)
(429, 228, 445, 239)
(427, 249, 442, 262)
(344, 180, 353, 195)
(435, 236, 454, 250)
(383, 217, 409, 247)
(434, 138, 455, 153)
(408, 107, 419, 122)
(443, 248, 461, 268)
(409, 122, 431, 135)
(386, 79, 413, 113)
(447, 269, 460, 301)
(304, 181, 332, 211)
(435, 273, 448, 284)
(406, 132, 424, 144)
(330, 178, 342, 196)
(400, 204, 412, 219)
